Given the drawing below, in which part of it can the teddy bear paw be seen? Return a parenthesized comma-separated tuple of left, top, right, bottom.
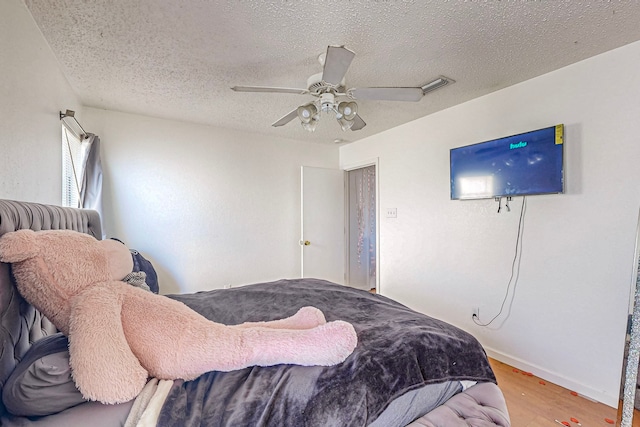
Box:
(291, 306, 326, 329)
(311, 320, 358, 365)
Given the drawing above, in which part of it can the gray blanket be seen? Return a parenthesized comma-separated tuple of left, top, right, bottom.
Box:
(159, 279, 496, 426)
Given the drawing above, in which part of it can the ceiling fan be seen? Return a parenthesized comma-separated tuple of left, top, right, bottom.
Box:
(231, 45, 452, 132)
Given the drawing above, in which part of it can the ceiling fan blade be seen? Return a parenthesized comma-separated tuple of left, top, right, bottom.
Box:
(322, 46, 355, 86)
(350, 87, 424, 102)
(232, 86, 309, 95)
(272, 109, 299, 127)
(350, 114, 366, 131)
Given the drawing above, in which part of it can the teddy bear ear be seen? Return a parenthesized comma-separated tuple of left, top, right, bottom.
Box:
(0, 229, 39, 263)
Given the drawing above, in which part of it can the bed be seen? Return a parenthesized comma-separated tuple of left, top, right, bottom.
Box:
(0, 199, 510, 427)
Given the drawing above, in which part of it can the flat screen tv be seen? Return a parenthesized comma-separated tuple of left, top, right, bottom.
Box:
(450, 124, 564, 200)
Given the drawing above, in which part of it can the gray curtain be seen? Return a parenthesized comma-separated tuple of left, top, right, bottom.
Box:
(79, 133, 104, 238)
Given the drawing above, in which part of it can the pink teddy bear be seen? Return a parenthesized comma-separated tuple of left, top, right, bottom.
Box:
(0, 229, 357, 404)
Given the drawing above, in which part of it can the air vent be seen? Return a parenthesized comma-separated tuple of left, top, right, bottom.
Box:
(421, 76, 454, 94)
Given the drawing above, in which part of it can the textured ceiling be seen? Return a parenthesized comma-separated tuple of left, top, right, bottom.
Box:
(24, 0, 640, 144)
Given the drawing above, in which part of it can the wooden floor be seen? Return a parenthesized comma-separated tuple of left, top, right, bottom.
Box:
(490, 358, 640, 427)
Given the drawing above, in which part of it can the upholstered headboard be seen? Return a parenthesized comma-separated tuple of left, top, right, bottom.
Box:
(0, 199, 101, 407)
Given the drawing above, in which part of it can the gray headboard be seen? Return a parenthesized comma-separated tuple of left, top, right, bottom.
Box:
(0, 199, 101, 403)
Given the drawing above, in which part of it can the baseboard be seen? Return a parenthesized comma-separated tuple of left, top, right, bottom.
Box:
(485, 346, 619, 408)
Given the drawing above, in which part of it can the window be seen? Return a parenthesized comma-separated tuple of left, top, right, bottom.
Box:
(61, 125, 85, 207)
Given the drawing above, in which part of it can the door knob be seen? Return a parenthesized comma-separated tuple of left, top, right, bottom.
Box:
(300, 240, 311, 246)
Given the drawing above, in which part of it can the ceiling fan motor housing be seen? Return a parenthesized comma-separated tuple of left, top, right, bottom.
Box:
(307, 72, 345, 95)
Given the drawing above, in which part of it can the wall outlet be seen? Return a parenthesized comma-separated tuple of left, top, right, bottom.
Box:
(472, 307, 479, 319)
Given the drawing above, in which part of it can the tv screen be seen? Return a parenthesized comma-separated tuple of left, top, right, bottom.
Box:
(450, 124, 564, 200)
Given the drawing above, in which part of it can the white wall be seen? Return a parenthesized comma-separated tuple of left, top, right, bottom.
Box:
(0, 0, 83, 204)
(340, 41, 640, 406)
(83, 108, 339, 294)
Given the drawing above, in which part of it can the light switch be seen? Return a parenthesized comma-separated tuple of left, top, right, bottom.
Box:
(386, 208, 397, 218)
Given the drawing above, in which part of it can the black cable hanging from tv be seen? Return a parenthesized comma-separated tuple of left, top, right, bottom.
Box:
(473, 196, 527, 327)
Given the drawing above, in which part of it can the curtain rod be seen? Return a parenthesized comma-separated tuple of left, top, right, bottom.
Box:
(59, 109, 89, 139)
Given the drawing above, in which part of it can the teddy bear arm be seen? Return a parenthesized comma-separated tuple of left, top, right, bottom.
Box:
(68, 285, 149, 404)
(0, 229, 38, 262)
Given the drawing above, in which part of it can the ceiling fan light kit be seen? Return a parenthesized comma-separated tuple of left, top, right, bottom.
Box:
(301, 119, 319, 133)
(294, 94, 359, 133)
(231, 45, 454, 134)
(337, 101, 357, 120)
(339, 117, 355, 131)
(297, 103, 317, 124)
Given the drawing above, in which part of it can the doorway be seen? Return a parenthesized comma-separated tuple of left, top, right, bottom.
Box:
(300, 162, 378, 292)
(346, 165, 377, 292)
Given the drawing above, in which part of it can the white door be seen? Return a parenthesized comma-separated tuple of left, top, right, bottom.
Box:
(300, 166, 345, 284)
